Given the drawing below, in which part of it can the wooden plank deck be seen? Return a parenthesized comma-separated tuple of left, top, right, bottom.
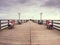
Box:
(0, 21, 60, 45)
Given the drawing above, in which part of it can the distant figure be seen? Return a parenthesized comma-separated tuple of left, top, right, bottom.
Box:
(8, 20, 15, 29)
(38, 20, 43, 24)
(18, 20, 22, 24)
(46, 20, 53, 29)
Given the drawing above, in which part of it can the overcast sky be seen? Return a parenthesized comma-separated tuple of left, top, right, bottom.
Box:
(0, 0, 60, 20)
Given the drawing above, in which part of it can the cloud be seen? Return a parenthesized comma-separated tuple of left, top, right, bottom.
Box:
(0, 0, 41, 12)
(0, 0, 30, 7)
(16, 0, 29, 4)
(0, 0, 60, 12)
(42, 0, 60, 8)
(0, 0, 46, 7)
(0, 0, 30, 13)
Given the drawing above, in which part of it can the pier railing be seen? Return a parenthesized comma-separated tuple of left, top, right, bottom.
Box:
(0, 19, 29, 30)
(52, 20, 60, 30)
(0, 20, 10, 30)
(0, 19, 60, 30)
(43, 20, 60, 30)
(32, 20, 60, 30)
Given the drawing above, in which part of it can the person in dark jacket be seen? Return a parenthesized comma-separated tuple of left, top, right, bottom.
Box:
(8, 20, 15, 29)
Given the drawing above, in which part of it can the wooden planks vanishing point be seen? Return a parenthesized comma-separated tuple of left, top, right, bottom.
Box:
(0, 21, 60, 45)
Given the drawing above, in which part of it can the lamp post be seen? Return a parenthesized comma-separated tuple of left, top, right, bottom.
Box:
(40, 12, 43, 24)
(18, 13, 20, 21)
(18, 12, 21, 24)
(40, 12, 43, 21)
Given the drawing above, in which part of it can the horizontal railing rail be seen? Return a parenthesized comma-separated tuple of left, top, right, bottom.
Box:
(0, 20, 9, 30)
(53, 25, 60, 28)
(0, 19, 29, 30)
(0, 19, 60, 30)
(43, 20, 60, 30)
(52, 20, 60, 30)
(53, 22, 60, 24)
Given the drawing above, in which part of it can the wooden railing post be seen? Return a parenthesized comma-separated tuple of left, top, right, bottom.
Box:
(51, 20, 53, 28)
(51, 20, 53, 27)
(0, 20, 1, 30)
(8, 20, 9, 27)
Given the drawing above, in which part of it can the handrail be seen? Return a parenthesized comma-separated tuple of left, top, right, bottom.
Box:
(53, 20, 60, 30)
(43, 20, 60, 30)
(0, 20, 10, 30)
(0, 19, 29, 30)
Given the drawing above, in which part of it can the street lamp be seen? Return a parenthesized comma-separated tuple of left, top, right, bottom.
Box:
(40, 12, 43, 24)
(18, 13, 21, 24)
(40, 12, 43, 20)
(18, 13, 20, 21)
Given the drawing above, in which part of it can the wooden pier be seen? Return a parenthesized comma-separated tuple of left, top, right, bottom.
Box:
(0, 21, 60, 45)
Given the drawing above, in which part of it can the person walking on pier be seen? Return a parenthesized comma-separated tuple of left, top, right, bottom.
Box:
(46, 20, 53, 29)
(8, 20, 15, 29)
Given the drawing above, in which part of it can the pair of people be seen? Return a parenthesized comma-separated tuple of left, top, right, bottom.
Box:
(46, 20, 53, 29)
(8, 20, 15, 29)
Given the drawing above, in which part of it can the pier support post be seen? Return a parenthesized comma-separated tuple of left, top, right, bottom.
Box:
(0, 20, 1, 30)
(51, 20, 53, 29)
(51, 20, 53, 27)
(8, 20, 9, 27)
